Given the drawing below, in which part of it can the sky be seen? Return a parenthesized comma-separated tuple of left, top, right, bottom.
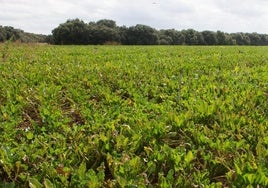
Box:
(1, 0, 268, 35)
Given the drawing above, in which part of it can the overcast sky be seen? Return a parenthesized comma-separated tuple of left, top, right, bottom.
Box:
(1, 0, 268, 35)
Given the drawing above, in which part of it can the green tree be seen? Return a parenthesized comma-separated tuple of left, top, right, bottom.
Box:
(86, 20, 121, 44)
(0, 26, 6, 42)
(216, 31, 228, 45)
(96, 19, 117, 28)
(202, 30, 218, 45)
(158, 33, 173, 45)
(125, 24, 159, 45)
(182, 29, 198, 45)
(259, 34, 268, 45)
(118, 26, 128, 44)
(159, 29, 185, 45)
(52, 19, 90, 44)
(89, 25, 120, 44)
(231, 33, 250, 45)
(49, 18, 268, 46)
(247, 33, 261, 45)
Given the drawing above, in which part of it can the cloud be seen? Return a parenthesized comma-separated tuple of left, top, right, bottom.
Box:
(215, 0, 268, 17)
(0, 0, 268, 34)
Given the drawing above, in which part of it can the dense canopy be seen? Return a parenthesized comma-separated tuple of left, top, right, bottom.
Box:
(1, 18, 268, 45)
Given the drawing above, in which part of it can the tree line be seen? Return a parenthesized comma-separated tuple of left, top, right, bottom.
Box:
(2, 19, 268, 45)
(0, 25, 47, 43)
(50, 19, 268, 45)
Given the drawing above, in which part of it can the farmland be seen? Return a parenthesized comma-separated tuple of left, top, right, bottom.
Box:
(0, 44, 268, 187)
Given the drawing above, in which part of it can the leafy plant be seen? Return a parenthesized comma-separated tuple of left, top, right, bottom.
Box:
(0, 44, 268, 186)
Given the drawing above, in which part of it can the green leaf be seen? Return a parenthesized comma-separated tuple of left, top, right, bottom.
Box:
(78, 162, 87, 178)
(185, 151, 194, 164)
(234, 163, 242, 175)
(243, 173, 255, 184)
(29, 178, 43, 188)
(44, 178, 55, 188)
(26, 132, 34, 140)
(167, 169, 174, 182)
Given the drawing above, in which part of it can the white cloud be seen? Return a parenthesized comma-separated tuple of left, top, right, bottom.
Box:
(0, 0, 268, 34)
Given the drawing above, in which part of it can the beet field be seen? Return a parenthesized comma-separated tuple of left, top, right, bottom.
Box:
(0, 44, 268, 187)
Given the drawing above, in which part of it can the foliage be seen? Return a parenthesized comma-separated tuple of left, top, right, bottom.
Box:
(50, 19, 268, 45)
(124, 24, 159, 45)
(2, 19, 268, 45)
(0, 25, 46, 43)
(0, 44, 268, 187)
(52, 19, 121, 45)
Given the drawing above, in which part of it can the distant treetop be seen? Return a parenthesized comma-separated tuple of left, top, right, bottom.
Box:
(1, 19, 268, 45)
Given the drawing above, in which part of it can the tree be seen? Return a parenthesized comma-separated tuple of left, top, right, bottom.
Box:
(125, 24, 159, 45)
(182, 29, 198, 45)
(0, 26, 6, 42)
(159, 29, 185, 45)
(86, 20, 121, 44)
(259, 34, 268, 45)
(216, 31, 227, 45)
(158, 30, 173, 45)
(196, 32, 205, 45)
(52, 19, 90, 44)
(0, 26, 46, 43)
(48, 18, 268, 46)
(45, 35, 54, 44)
(89, 25, 120, 44)
(225, 34, 236, 45)
(202, 31, 218, 45)
(230, 33, 250, 45)
(118, 26, 128, 44)
(96, 19, 117, 28)
(247, 33, 261, 45)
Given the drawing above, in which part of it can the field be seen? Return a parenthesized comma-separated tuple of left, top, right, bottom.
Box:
(0, 44, 268, 187)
